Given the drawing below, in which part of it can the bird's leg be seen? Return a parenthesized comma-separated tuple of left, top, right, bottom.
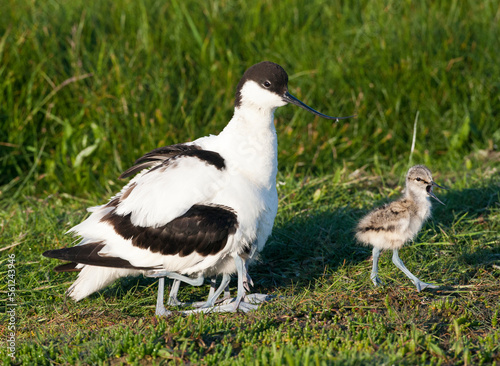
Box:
(223, 282, 231, 300)
(392, 249, 438, 292)
(190, 277, 216, 308)
(202, 274, 232, 308)
(213, 276, 231, 302)
(166, 279, 182, 306)
(155, 278, 172, 316)
(243, 260, 252, 291)
(190, 275, 231, 308)
(146, 271, 205, 315)
(183, 275, 233, 314)
(371, 247, 384, 287)
(145, 270, 205, 286)
(208, 277, 217, 299)
(188, 257, 252, 313)
(242, 260, 269, 304)
(206, 276, 231, 303)
(230, 255, 259, 312)
(183, 255, 270, 314)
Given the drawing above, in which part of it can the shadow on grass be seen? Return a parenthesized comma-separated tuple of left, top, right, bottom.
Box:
(462, 246, 500, 267)
(253, 206, 367, 292)
(432, 176, 500, 226)
(434, 178, 499, 270)
(84, 175, 499, 303)
(253, 175, 499, 295)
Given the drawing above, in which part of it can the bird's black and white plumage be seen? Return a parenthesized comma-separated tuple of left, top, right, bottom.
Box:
(44, 61, 353, 315)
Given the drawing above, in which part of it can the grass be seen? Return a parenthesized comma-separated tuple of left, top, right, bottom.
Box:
(1, 169, 499, 365)
(1, 0, 499, 198)
(1, 0, 499, 364)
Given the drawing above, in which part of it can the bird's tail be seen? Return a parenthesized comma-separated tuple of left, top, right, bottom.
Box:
(43, 242, 153, 301)
(67, 265, 140, 301)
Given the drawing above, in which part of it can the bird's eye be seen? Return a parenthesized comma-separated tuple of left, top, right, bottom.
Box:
(416, 177, 422, 182)
(263, 81, 271, 88)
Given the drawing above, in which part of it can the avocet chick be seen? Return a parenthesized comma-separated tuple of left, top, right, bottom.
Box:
(355, 165, 445, 291)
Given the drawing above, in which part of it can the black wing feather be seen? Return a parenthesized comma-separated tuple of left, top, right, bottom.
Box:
(101, 204, 238, 257)
(43, 242, 158, 270)
(119, 143, 225, 179)
(54, 262, 81, 272)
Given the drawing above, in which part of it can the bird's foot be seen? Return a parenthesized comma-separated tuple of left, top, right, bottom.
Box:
(370, 274, 384, 287)
(183, 293, 272, 314)
(415, 281, 438, 292)
(166, 297, 185, 307)
(183, 300, 258, 314)
(244, 293, 273, 304)
(190, 296, 231, 308)
(155, 304, 173, 317)
(211, 292, 232, 305)
(190, 300, 208, 308)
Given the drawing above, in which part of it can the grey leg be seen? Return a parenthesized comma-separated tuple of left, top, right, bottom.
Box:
(155, 278, 171, 316)
(147, 271, 204, 316)
(207, 277, 217, 299)
(223, 281, 231, 300)
(371, 247, 384, 287)
(392, 249, 438, 292)
(191, 276, 231, 308)
(244, 261, 253, 290)
(167, 279, 182, 306)
(159, 274, 233, 311)
(233, 255, 270, 310)
(183, 255, 266, 314)
(241, 259, 270, 304)
(146, 270, 204, 286)
(206, 276, 232, 303)
(233, 255, 248, 310)
(200, 274, 232, 308)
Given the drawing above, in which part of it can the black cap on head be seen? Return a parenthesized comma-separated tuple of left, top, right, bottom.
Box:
(234, 61, 288, 108)
(234, 61, 355, 121)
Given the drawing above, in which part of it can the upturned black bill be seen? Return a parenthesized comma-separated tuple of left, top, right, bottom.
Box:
(283, 91, 355, 120)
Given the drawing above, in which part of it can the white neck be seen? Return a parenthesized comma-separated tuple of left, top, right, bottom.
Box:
(216, 105, 278, 188)
(405, 188, 432, 220)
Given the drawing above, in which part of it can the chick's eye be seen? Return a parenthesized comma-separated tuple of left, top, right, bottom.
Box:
(416, 177, 422, 182)
(263, 81, 271, 88)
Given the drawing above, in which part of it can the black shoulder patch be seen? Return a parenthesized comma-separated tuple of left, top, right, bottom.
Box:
(101, 204, 238, 257)
(182, 149, 225, 170)
(120, 144, 225, 179)
(43, 242, 157, 270)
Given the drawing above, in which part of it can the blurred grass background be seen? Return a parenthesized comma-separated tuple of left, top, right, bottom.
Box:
(1, 0, 498, 202)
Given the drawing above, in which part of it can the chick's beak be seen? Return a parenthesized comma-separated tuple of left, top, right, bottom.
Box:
(432, 181, 447, 190)
(426, 182, 446, 205)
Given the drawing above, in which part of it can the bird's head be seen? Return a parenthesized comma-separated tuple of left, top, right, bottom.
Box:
(234, 61, 354, 120)
(406, 165, 446, 205)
